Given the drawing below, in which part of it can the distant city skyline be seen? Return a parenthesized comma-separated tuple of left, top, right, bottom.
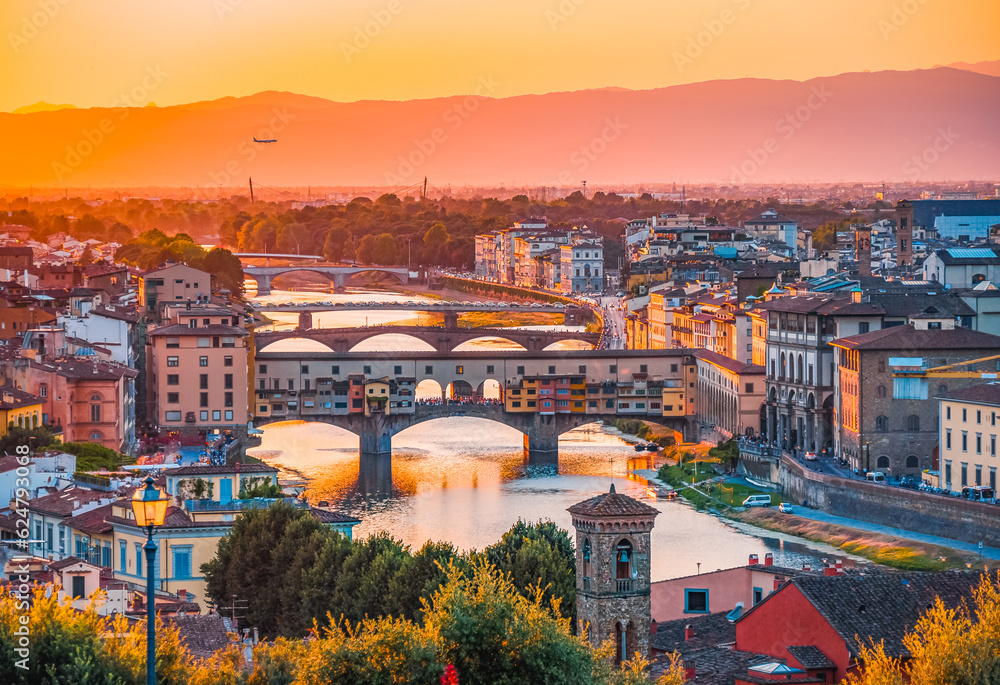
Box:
(1, 0, 998, 112)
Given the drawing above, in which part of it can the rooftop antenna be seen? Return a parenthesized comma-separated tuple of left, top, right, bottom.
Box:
(423, 176, 428, 199)
(249, 177, 254, 204)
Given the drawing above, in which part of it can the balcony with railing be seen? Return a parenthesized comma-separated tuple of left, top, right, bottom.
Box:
(616, 579, 634, 592)
(182, 497, 307, 512)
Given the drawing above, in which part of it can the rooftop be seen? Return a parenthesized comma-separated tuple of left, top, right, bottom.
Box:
(831, 324, 1000, 351)
(567, 484, 660, 518)
(941, 382, 1000, 406)
(168, 463, 278, 477)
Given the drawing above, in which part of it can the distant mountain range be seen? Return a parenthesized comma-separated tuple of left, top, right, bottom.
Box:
(2, 66, 997, 189)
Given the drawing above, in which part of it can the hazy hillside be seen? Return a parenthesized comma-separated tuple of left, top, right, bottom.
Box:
(2, 67, 997, 188)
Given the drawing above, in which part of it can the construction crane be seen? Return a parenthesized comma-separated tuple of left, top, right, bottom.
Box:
(891, 353, 1000, 380)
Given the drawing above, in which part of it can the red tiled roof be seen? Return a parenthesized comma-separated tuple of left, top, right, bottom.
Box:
(940, 382, 1000, 406)
(567, 485, 660, 518)
(26, 488, 117, 517)
(831, 324, 1000, 351)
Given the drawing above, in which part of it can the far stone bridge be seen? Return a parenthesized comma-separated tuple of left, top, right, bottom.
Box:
(255, 326, 600, 353)
(243, 265, 410, 295)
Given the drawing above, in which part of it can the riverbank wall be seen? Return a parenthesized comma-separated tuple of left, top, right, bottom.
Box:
(780, 456, 1000, 547)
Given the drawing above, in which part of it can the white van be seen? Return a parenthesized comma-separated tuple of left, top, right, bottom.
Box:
(866, 472, 886, 484)
(743, 494, 772, 508)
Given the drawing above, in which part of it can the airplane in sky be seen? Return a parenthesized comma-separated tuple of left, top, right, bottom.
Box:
(253, 137, 277, 143)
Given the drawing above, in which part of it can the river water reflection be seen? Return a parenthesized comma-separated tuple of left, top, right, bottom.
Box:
(248, 288, 863, 580)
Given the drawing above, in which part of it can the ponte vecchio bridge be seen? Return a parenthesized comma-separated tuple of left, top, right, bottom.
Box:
(249, 348, 696, 462)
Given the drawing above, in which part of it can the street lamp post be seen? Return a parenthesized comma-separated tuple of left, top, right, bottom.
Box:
(131, 476, 169, 685)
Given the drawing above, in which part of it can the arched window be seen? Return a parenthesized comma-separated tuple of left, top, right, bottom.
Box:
(780, 353, 786, 380)
(972, 273, 986, 285)
(582, 538, 591, 580)
(875, 415, 888, 432)
(876, 385, 887, 398)
(797, 355, 804, 383)
(877, 456, 890, 468)
(905, 455, 919, 468)
(907, 415, 920, 432)
(89, 393, 102, 402)
(615, 539, 633, 581)
(938, 384, 948, 395)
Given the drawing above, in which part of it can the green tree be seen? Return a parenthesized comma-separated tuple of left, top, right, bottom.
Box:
(355, 234, 377, 264)
(201, 247, 245, 295)
(483, 520, 576, 622)
(423, 222, 450, 263)
(372, 233, 399, 265)
(201, 502, 329, 637)
(0, 425, 55, 455)
(51, 441, 128, 471)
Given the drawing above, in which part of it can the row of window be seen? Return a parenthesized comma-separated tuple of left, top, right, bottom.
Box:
(164, 410, 236, 422)
(164, 336, 237, 348)
(943, 461, 998, 490)
(944, 429, 998, 456)
(166, 355, 234, 367)
(166, 392, 235, 407)
(946, 405, 998, 426)
(166, 373, 234, 388)
(256, 363, 671, 377)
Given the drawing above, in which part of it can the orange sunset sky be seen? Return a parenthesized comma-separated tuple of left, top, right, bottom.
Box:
(2, 0, 998, 112)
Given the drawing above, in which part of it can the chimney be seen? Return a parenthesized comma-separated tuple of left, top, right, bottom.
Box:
(650, 619, 657, 637)
(835, 559, 844, 575)
(177, 589, 188, 601)
(684, 624, 694, 641)
(802, 562, 811, 572)
(748, 554, 759, 565)
(764, 552, 773, 567)
(824, 560, 839, 576)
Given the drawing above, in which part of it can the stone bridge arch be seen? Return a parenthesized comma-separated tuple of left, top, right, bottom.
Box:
(254, 327, 599, 354)
(245, 265, 409, 295)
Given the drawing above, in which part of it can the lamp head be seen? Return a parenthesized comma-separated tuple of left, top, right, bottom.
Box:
(131, 475, 169, 527)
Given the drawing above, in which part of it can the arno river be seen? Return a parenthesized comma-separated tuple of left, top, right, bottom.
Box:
(248, 288, 861, 581)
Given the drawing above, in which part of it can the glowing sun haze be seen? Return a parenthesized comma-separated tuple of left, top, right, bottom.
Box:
(2, 0, 998, 112)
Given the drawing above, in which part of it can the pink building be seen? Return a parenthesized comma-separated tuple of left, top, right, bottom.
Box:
(650, 553, 805, 623)
(147, 318, 249, 437)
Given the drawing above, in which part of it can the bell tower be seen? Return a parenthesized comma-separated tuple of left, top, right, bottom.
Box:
(568, 484, 659, 663)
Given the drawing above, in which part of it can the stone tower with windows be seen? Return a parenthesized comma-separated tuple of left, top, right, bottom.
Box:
(568, 484, 659, 663)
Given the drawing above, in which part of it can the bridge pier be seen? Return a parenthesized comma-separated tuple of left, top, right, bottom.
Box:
(298, 311, 313, 329)
(333, 274, 346, 294)
(444, 311, 459, 328)
(255, 274, 272, 296)
(522, 414, 562, 461)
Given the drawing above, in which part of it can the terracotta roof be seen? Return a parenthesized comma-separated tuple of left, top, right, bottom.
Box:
(786, 645, 836, 670)
(567, 484, 660, 518)
(29, 358, 138, 380)
(309, 507, 361, 525)
(168, 463, 278, 477)
(830, 324, 1000, 351)
(88, 304, 140, 323)
(762, 572, 987, 659)
(753, 295, 847, 315)
(165, 614, 230, 659)
(940, 382, 1000, 406)
(67, 502, 115, 535)
(26, 488, 115, 517)
(48, 556, 101, 571)
(695, 349, 765, 376)
(147, 323, 248, 337)
(0, 384, 42, 410)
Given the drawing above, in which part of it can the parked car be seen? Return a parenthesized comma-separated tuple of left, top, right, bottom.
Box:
(778, 502, 794, 513)
(742, 494, 772, 508)
(804, 451, 817, 461)
(866, 472, 887, 484)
